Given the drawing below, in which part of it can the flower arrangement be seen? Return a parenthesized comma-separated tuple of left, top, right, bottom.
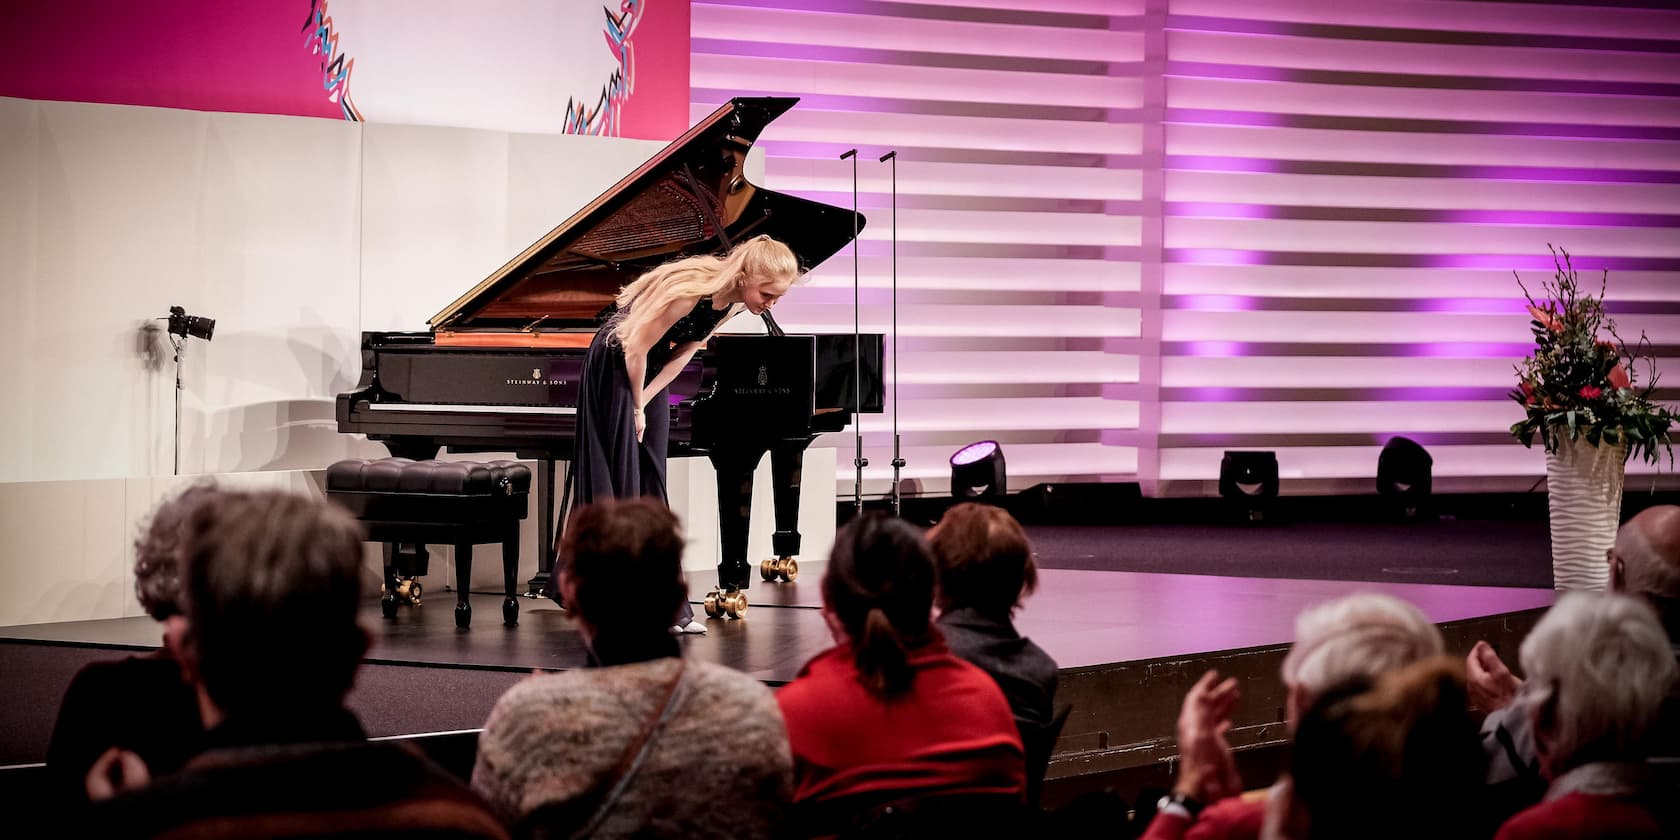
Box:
(1510, 246, 1676, 465)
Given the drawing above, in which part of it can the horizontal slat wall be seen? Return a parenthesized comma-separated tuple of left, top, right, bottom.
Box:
(693, 1, 1146, 496)
(694, 1, 1680, 499)
(1158, 0, 1680, 495)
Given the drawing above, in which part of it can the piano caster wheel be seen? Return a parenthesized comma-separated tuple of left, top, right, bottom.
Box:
(387, 578, 421, 606)
(703, 588, 748, 620)
(502, 597, 519, 626)
(455, 601, 471, 629)
(381, 595, 398, 619)
(760, 556, 798, 583)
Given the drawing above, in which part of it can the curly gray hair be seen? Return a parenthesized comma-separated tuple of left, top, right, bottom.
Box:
(132, 483, 219, 620)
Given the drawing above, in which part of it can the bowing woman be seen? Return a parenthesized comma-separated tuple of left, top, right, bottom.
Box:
(567, 234, 800, 634)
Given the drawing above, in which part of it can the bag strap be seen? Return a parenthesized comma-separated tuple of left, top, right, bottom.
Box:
(568, 659, 689, 839)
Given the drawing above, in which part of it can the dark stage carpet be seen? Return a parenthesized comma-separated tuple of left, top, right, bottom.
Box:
(0, 518, 1556, 777)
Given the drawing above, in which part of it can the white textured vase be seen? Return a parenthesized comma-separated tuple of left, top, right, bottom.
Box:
(1545, 435, 1627, 591)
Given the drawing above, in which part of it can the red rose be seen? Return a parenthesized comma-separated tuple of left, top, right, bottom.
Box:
(1609, 364, 1631, 390)
(1520, 381, 1536, 403)
(1579, 385, 1603, 399)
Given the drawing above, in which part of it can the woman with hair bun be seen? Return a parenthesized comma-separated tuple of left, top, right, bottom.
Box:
(569, 234, 801, 634)
(776, 514, 1026, 835)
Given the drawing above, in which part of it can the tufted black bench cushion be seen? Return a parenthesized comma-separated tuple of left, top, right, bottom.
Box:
(327, 458, 531, 496)
(326, 457, 531, 628)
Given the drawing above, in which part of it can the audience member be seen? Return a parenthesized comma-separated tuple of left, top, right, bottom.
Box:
(472, 498, 791, 839)
(45, 484, 214, 805)
(1470, 505, 1680, 810)
(777, 513, 1026, 837)
(83, 489, 505, 838)
(1279, 657, 1485, 840)
(1140, 593, 1445, 840)
(1494, 592, 1677, 840)
(926, 504, 1059, 773)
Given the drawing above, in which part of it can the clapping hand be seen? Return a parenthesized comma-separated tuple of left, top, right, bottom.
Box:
(86, 747, 151, 801)
(1174, 669, 1244, 805)
(1466, 640, 1522, 712)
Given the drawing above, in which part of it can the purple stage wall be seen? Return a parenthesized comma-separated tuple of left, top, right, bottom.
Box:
(692, 0, 1680, 497)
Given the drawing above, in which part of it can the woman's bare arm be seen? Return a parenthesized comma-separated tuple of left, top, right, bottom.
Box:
(619, 297, 703, 414)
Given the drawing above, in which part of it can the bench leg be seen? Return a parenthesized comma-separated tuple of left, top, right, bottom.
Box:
(502, 523, 520, 626)
(454, 542, 473, 628)
(381, 545, 401, 619)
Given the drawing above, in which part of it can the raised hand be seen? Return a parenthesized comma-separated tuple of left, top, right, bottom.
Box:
(1174, 669, 1244, 805)
(1466, 640, 1522, 712)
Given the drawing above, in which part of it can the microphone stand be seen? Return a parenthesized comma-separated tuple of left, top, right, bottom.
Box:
(879, 150, 903, 517)
(172, 331, 186, 476)
(840, 148, 866, 515)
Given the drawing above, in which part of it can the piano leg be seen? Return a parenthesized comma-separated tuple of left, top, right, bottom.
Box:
(529, 458, 573, 600)
(381, 542, 426, 617)
(760, 440, 811, 583)
(704, 444, 768, 619)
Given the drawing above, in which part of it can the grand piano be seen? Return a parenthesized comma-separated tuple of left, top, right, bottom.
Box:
(337, 96, 885, 609)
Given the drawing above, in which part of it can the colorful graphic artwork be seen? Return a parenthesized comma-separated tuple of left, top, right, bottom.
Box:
(0, 0, 690, 140)
(303, 0, 361, 122)
(563, 1, 644, 136)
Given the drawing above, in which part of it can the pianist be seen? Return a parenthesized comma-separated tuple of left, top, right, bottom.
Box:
(570, 234, 802, 634)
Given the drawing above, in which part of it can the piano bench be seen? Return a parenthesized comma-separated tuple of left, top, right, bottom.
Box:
(326, 458, 531, 629)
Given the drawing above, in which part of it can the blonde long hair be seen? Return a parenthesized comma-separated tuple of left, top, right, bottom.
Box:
(611, 235, 799, 346)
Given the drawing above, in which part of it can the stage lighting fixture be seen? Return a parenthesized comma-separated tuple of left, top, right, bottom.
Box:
(167, 306, 216, 341)
(1377, 436, 1433, 519)
(1219, 450, 1279, 521)
(950, 440, 1006, 500)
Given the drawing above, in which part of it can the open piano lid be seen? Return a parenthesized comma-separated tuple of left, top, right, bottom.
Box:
(430, 97, 865, 335)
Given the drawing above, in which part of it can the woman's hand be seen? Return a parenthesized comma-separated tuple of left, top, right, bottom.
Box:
(86, 747, 151, 801)
(1466, 640, 1522, 712)
(634, 408, 646, 443)
(1174, 669, 1244, 805)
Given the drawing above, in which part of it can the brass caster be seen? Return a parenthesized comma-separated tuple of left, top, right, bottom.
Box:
(723, 589, 748, 619)
(391, 578, 422, 606)
(760, 556, 798, 583)
(703, 588, 748, 619)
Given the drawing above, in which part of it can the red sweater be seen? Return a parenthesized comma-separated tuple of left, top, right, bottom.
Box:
(1495, 793, 1666, 840)
(776, 641, 1026, 810)
(1139, 791, 1266, 840)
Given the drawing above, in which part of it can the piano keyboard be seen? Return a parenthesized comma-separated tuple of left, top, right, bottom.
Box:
(367, 403, 577, 416)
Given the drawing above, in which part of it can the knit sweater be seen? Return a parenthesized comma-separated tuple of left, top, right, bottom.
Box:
(472, 656, 792, 839)
(776, 642, 1026, 814)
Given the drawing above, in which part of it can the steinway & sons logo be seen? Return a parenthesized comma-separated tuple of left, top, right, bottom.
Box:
(731, 364, 791, 396)
(506, 367, 568, 387)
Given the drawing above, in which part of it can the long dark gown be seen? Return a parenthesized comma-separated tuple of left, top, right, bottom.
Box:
(564, 296, 735, 622)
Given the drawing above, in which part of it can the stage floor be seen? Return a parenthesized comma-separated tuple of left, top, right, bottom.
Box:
(0, 519, 1559, 783)
(0, 566, 1555, 681)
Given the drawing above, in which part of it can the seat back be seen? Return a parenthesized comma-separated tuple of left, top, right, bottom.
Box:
(1024, 703, 1073, 807)
(833, 791, 1030, 840)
